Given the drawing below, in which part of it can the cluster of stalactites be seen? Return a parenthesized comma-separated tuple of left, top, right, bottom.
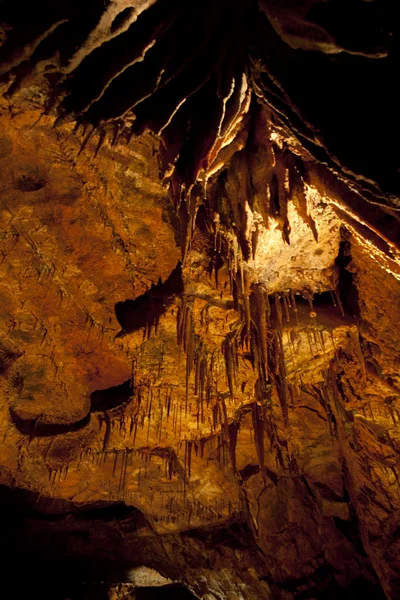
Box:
(0, 0, 255, 179)
(205, 105, 318, 264)
(46, 330, 380, 504)
(218, 271, 291, 426)
(1, 0, 318, 277)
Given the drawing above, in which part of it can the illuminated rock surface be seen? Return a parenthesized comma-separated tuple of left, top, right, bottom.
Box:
(0, 2, 399, 599)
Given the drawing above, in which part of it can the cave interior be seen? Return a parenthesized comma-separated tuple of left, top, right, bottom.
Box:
(0, 1, 400, 599)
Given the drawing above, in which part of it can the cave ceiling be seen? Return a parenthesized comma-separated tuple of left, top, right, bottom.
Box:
(0, 2, 400, 599)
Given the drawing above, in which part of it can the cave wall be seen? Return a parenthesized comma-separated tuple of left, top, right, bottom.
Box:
(1, 2, 400, 599)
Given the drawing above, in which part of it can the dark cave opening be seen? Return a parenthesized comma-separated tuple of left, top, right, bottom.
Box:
(90, 378, 133, 412)
(335, 236, 360, 319)
(114, 262, 183, 338)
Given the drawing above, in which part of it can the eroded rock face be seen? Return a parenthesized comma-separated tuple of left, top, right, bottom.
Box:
(0, 3, 400, 600)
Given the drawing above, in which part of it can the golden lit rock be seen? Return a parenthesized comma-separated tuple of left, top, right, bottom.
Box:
(0, 2, 399, 599)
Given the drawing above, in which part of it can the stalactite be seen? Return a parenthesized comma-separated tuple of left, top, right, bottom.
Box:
(240, 253, 251, 331)
(275, 293, 283, 336)
(177, 297, 197, 415)
(166, 388, 172, 420)
(250, 284, 269, 380)
(306, 330, 315, 358)
(330, 331, 340, 364)
(284, 330, 295, 369)
(78, 125, 95, 155)
(187, 440, 193, 479)
(112, 450, 119, 476)
(272, 150, 291, 243)
(290, 290, 300, 325)
(199, 437, 206, 460)
(94, 127, 108, 157)
(282, 292, 291, 323)
(194, 352, 200, 397)
(272, 333, 280, 377)
(252, 402, 265, 478)
(186, 330, 193, 414)
(333, 288, 345, 316)
(305, 292, 317, 321)
(228, 421, 239, 470)
(349, 328, 367, 382)
(288, 161, 318, 242)
(102, 413, 111, 452)
(219, 396, 232, 466)
(158, 405, 164, 443)
(316, 383, 336, 436)
(275, 330, 290, 426)
(200, 357, 205, 424)
(251, 225, 259, 260)
(119, 449, 129, 494)
(222, 330, 238, 397)
(319, 330, 326, 354)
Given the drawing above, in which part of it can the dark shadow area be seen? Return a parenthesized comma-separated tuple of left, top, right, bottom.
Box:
(266, 565, 386, 600)
(267, 292, 353, 331)
(115, 261, 183, 337)
(0, 484, 146, 524)
(90, 378, 133, 412)
(0, 340, 22, 374)
(254, 7, 399, 203)
(239, 463, 260, 482)
(295, 575, 386, 600)
(12, 163, 47, 191)
(136, 583, 197, 599)
(0, 482, 388, 599)
(335, 236, 359, 318)
(185, 520, 249, 551)
(307, 0, 389, 57)
(9, 406, 90, 436)
(110, 7, 134, 33)
(0, 484, 147, 599)
(10, 378, 134, 438)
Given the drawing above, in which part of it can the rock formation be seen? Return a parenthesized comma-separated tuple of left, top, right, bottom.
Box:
(0, 1, 399, 598)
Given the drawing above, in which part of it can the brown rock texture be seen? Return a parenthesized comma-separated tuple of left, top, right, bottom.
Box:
(0, 2, 399, 599)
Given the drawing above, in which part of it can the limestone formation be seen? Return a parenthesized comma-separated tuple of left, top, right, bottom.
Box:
(0, 2, 399, 599)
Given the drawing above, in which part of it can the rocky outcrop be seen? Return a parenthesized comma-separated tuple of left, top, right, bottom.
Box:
(0, 3, 399, 599)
